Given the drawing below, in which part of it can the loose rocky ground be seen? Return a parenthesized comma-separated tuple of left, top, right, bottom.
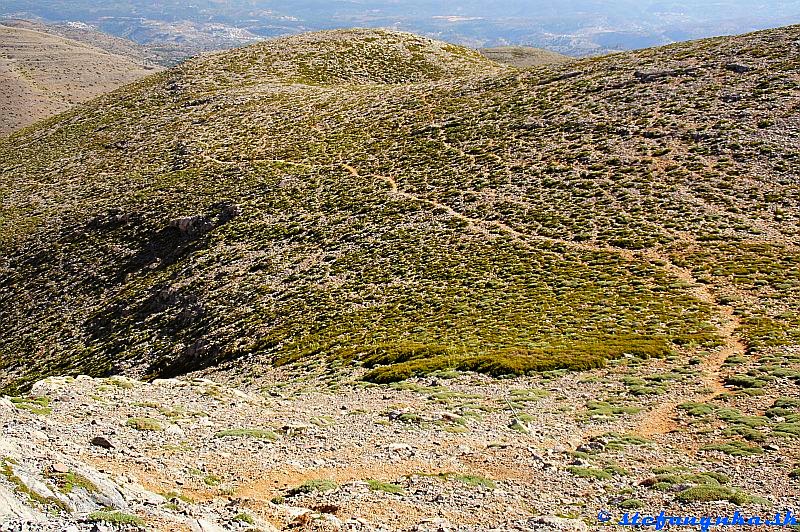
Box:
(3, 338, 799, 531)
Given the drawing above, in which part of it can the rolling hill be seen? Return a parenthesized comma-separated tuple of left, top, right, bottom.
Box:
(1, 19, 178, 65)
(0, 22, 161, 135)
(0, 27, 798, 395)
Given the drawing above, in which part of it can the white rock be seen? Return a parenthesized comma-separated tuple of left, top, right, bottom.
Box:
(189, 519, 230, 532)
(528, 516, 589, 531)
(165, 424, 185, 437)
(0, 483, 46, 523)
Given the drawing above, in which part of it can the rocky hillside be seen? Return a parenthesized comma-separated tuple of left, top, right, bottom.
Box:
(0, 23, 161, 135)
(1, 27, 798, 392)
(1, 19, 176, 66)
(1, 25, 800, 531)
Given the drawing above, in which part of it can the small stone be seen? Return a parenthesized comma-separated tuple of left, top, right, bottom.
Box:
(51, 463, 69, 474)
(165, 424, 185, 437)
(90, 436, 114, 449)
(725, 63, 753, 73)
(30, 430, 49, 442)
(414, 517, 453, 532)
(529, 516, 589, 531)
(190, 519, 227, 532)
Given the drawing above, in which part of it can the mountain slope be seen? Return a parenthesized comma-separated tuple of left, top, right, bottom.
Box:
(0, 27, 799, 393)
(479, 46, 573, 67)
(1, 19, 174, 66)
(0, 23, 161, 135)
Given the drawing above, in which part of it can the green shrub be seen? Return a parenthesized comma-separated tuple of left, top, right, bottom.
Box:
(701, 441, 763, 456)
(214, 428, 278, 441)
(772, 422, 800, 438)
(449, 474, 496, 488)
(675, 486, 751, 504)
(9, 396, 51, 415)
(234, 512, 255, 524)
(678, 402, 715, 416)
(367, 479, 405, 494)
(724, 375, 765, 389)
(362, 338, 675, 383)
(48, 470, 98, 494)
(619, 498, 645, 509)
(87, 511, 145, 526)
(125, 417, 162, 431)
(567, 466, 612, 480)
(289, 479, 338, 495)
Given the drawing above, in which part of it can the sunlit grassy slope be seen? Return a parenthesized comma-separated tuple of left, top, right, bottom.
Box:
(0, 27, 798, 392)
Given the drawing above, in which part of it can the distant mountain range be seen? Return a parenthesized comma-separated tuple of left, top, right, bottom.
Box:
(3, 0, 800, 57)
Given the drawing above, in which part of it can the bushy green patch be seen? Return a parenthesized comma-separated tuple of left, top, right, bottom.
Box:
(367, 479, 405, 494)
(9, 396, 51, 415)
(723, 425, 766, 442)
(774, 397, 800, 409)
(47, 470, 99, 494)
(627, 384, 666, 396)
(678, 402, 715, 417)
(362, 338, 675, 383)
(772, 422, 800, 438)
(582, 400, 642, 419)
(566, 466, 613, 480)
(724, 375, 768, 389)
(234, 512, 255, 524)
(449, 473, 496, 488)
(125, 417, 162, 431)
(618, 498, 645, 509)
(643, 468, 749, 503)
(398, 412, 423, 425)
(288, 479, 338, 495)
(601, 433, 650, 450)
(715, 407, 768, 427)
(214, 428, 278, 441)
(105, 377, 135, 389)
(701, 441, 763, 456)
(421, 472, 496, 489)
(87, 510, 145, 526)
(203, 474, 222, 486)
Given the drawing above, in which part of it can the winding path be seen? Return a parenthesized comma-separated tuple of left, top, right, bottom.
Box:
(342, 162, 747, 438)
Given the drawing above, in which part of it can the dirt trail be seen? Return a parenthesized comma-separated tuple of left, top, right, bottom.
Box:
(341, 163, 748, 440)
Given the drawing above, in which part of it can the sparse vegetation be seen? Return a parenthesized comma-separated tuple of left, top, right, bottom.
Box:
(10, 396, 52, 415)
(125, 417, 163, 431)
(288, 479, 338, 495)
(214, 428, 278, 441)
(701, 441, 763, 456)
(87, 510, 145, 526)
(367, 479, 405, 494)
(566, 466, 613, 480)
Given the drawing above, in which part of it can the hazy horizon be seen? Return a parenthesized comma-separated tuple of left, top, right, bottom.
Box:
(3, 0, 800, 55)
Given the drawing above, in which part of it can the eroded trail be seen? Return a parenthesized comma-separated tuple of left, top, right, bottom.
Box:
(342, 163, 748, 439)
